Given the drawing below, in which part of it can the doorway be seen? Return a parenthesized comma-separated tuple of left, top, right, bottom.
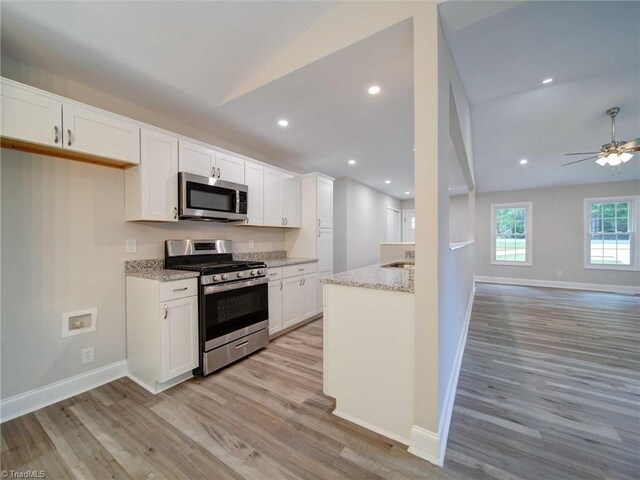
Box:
(402, 209, 416, 242)
(386, 207, 401, 242)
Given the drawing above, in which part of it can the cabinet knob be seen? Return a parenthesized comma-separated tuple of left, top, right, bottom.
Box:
(67, 129, 73, 146)
(53, 126, 60, 144)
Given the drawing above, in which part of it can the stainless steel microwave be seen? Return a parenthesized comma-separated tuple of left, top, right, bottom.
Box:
(178, 172, 248, 222)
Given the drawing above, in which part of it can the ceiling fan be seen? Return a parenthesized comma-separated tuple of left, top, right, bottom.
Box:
(562, 107, 639, 168)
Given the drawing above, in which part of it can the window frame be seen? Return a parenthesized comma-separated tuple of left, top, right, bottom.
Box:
(490, 201, 533, 267)
(583, 195, 640, 271)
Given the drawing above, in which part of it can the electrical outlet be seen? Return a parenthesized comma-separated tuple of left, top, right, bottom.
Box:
(81, 347, 95, 365)
(556, 270, 564, 277)
(249, 240, 255, 250)
(126, 239, 137, 253)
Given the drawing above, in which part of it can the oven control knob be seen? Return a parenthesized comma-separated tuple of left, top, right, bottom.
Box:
(250, 270, 257, 276)
(212, 275, 220, 282)
(237, 272, 245, 278)
(221, 274, 229, 281)
(257, 269, 264, 275)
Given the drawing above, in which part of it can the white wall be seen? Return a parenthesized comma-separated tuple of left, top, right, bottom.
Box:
(401, 199, 415, 210)
(449, 194, 469, 243)
(475, 180, 640, 288)
(0, 61, 286, 400)
(333, 177, 401, 272)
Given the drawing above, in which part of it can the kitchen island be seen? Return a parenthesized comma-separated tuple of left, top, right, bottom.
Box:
(320, 262, 415, 445)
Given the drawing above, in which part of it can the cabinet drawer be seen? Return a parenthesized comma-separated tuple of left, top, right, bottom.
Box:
(283, 262, 318, 278)
(267, 267, 282, 282)
(159, 278, 197, 301)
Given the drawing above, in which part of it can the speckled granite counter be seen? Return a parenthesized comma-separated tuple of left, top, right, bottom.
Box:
(321, 264, 414, 293)
(264, 257, 318, 268)
(124, 259, 199, 282)
(234, 251, 317, 268)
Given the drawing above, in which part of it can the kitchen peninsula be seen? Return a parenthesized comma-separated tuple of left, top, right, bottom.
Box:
(320, 259, 415, 445)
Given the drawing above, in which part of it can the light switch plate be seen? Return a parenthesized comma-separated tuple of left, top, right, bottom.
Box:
(126, 239, 137, 253)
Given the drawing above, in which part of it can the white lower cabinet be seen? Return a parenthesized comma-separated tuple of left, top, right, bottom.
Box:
(126, 277, 198, 394)
(268, 279, 283, 335)
(282, 276, 303, 329)
(160, 296, 199, 382)
(301, 273, 318, 320)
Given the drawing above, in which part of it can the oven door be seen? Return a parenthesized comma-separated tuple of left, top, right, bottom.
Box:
(202, 277, 269, 351)
(179, 172, 248, 221)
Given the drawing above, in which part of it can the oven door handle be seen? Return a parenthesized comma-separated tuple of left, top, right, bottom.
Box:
(203, 276, 268, 294)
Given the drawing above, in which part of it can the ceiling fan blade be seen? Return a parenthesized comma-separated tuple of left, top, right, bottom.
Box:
(564, 152, 600, 156)
(621, 138, 640, 152)
(562, 155, 600, 166)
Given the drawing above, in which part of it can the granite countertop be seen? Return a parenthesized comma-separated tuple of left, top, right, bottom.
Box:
(124, 259, 199, 282)
(321, 264, 414, 293)
(264, 257, 318, 268)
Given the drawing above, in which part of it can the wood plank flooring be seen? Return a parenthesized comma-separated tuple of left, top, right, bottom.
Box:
(1, 284, 638, 479)
(444, 284, 640, 480)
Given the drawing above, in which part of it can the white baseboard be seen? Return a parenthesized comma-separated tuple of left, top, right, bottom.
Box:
(0, 360, 128, 423)
(435, 283, 475, 464)
(332, 409, 411, 446)
(408, 425, 442, 467)
(475, 276, 640, 295)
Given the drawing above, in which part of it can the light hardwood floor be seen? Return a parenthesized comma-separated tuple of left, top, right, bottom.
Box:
(1, 284, 638, 479)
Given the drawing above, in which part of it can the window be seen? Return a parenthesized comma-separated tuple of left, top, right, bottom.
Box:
(491, 202, 532, 266)
(584, 196, 639, 270)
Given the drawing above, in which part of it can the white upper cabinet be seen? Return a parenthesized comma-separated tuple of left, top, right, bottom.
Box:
(0, 79, 62, 148)
(178, 140, 216, 178)
(284, 175, 301, 228)
(62, 102, 140, 164)
(245, 161, 264, 226)
(215, 152, 245, 184)
(317, 176, 334, 228)
(126, 127, 178, 222)
(264, 167, 285, 226)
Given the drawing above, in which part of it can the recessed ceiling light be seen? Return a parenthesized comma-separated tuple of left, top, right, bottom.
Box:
(278, 119, 289, 127)
(405, 191, 410, 195)
(368, 85, 381, 95)
(542, 78, 553, 84)
(348, 159, 356, 165)
(519, 159, 528, 165)
(385, 180, 391, 184)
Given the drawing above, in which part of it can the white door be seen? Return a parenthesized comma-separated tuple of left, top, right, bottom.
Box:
(0, 79, 62, 148)
(386, 207, 401, 242)
(403, 209, 416, 243)
(160, 296, 198, 382)
(140, 128, 179, 221)
(268, 280, 283, 335)
(62, 102, 140, 164)
(317, 177, 334, 228)
(301, 273, 318, 320)
(282, 276, 302, 329)
(178, 140, 215, 177)
(244, 161, 264, 226)
(263, 167, 284, 226)
(283, 175, 301, 227)
(215, 152, 245, 184)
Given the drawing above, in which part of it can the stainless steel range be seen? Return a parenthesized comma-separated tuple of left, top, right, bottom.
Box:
(165, 239, 269, 375)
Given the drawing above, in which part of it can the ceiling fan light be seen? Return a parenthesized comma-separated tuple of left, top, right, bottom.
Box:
(606, 153, 622, 166)
(595, 157, 608, 166)
(620, 152, 633, 163)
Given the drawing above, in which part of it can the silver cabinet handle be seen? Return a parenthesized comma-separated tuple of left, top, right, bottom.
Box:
(298, 268, 304, 272)
(299, 278, 302, 286)
(54, 126, 60, 144)
(270, 272, 278, 276)
(174, 207, 178, 219)
(172, 287, 188, 292)
(285, 217, 288, 226)
(235, 340, 249, 349)
(211, 166, 216, 177)
(163, 305, 168, 319)
(281, 217, 284, 226)
(302, 278, 306, 285)
(317, 218, 321, 226)
(317, 229, 321, 237)
(217, 167, 221, 178)
(280, 281, 283, 291)
(67, 129, 73, 146)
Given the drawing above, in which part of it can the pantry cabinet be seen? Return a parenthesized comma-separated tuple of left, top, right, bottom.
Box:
(284, 175, 301, 228)
(263, 167, 301, 227)
(317, 175, 334, 228)
(126, 127, 178, 222)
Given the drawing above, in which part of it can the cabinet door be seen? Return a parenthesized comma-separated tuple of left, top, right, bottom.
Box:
(282, 276, 302, 329)
(317, 177, 334, 228)
(62, 102, 140, 164)
(263, 167, 284, 226)
(140, 128, 179, 221)
(317, 228, 334, 271)
(268, 280, 283, 335)
(301, 273, 318, 320)
(178, 140, 215, 177)
(283, 175, 301, 228)
(160, 295, 198, 382)
(0, 80, 62, 148)
(215, 152, 245, 184)
(245, 161, 264, 226)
